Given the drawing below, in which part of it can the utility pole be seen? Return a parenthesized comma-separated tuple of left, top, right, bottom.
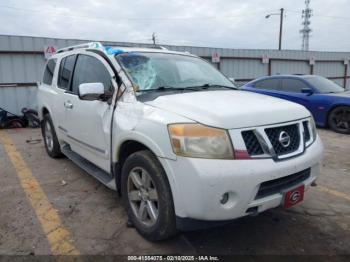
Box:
(151, 32, 157, 45)
(300, 0, 312, 51)
(265, 8, 284, 50)
(279, 8, 284, 51)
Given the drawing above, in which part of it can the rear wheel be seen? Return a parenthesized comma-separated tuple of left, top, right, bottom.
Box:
(41, 114, 63, 158)
(121, 150, 177, 241)
(328, 106, 350, 134)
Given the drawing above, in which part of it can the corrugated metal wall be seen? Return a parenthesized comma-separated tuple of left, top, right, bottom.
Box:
(1, 35, 350, 115)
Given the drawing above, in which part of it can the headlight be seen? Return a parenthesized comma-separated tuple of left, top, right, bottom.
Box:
(168, 123, 234, 159)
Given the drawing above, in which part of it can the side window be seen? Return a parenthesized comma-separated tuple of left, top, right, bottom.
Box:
(254, 79, 281, 90)
(57, 55, 76, 90)
(42, 59, 56, 85)
(281, 79, 308, 93)
(71, 55, 113, 95)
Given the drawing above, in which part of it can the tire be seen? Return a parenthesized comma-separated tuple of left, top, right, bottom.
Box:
(41, 114, 63, 158)
(121, 150, 177, 241)
(328, 106, 350, 134)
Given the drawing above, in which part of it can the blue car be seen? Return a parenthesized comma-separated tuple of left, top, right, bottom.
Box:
(242, 75, 350, 134)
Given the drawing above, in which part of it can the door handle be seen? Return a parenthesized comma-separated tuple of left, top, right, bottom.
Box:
(64, 101, 74, 109)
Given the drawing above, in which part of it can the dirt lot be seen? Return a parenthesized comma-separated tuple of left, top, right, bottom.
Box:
(0, 128, 349, 257)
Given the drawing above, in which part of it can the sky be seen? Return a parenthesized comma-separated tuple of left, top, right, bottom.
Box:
(0, 0, 350, 51)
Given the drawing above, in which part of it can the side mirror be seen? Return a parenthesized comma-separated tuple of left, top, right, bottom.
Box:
(301, 87, 313, 95)
(79, 83, 105, 101)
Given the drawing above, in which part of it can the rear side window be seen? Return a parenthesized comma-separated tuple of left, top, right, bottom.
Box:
(254, 79, 281, 90)
(71, 55, 113, 95)
(43, 59, 56, 85)
(281, 79, 308, 93)
(58, 55, 76, 90)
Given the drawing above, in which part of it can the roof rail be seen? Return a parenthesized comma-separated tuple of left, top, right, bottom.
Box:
(57, 42, 104, 53)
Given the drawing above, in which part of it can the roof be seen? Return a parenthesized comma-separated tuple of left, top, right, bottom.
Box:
(257, 74, 320, 80)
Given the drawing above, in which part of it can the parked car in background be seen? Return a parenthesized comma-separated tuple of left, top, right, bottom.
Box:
(38, 43, 323, 241)
(242, 75, 350, 134)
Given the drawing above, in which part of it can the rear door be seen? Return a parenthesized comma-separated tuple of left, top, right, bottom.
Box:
(54, 55, 77, 140)
(63, 52, 116, 172)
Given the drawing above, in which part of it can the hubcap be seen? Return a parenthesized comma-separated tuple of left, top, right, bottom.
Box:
(127, 167, 159, 227)
(45, 121, 54, 151)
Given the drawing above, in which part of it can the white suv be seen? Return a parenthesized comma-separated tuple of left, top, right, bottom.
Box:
(38, 42, 324, 241)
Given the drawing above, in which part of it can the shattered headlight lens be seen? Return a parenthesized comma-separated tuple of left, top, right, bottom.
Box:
(168, 123, 234, 159)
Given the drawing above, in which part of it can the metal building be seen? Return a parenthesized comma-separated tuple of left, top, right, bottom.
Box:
(0, 34, 349, 115)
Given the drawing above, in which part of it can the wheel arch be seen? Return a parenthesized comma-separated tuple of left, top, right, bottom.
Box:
(42, 107, 50, 116)
(115, 139, 165, 194)
(39, 106, 52, 121)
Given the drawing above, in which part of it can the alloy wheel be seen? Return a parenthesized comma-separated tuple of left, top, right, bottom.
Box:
(127, 167, 159, 227)
(44, 121, 54, 151)
(330, 107, 350, 133)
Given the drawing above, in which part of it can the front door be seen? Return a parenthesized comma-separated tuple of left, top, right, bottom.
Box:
(279, 78, 313, 111)
(63, 52, 116, 172)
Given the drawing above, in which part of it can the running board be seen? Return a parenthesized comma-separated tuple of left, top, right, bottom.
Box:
(61, 144, 116, 190)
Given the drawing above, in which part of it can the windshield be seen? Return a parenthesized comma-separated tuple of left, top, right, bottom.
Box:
(305, 76, 344, 94)
(116, 52, 234, 92)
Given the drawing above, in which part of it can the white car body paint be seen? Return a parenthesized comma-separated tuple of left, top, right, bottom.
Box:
(38, 44, 324, 222)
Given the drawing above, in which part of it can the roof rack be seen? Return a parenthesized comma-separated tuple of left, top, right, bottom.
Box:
(56, 42, 104, 53)
(107, 44, 168, 50)
(56, 41, 169, 55)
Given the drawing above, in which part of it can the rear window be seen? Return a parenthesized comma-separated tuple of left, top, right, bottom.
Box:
(43, 59, 56, 85)
(58, 55, 76, 90)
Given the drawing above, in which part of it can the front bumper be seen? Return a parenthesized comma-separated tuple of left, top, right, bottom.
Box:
(159, 135, 323, 221)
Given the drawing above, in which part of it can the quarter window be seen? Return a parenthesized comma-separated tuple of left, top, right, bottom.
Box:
(71, 55, 113, 95)
(43, 59, 56, 85)
(281, 79, 308, 93)
(254, 79, 281, 90)
(57, 55, 76, 90)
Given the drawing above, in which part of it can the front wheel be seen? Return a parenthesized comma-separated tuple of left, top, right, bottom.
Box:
(121, 150, 177, 241)
(328, 106, 350, 134)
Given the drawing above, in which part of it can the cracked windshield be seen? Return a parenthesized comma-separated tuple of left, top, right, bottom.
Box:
(117, 52, 234, 92)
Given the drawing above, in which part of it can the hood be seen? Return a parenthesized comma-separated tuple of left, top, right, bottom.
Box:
(144, 90, 310, 129)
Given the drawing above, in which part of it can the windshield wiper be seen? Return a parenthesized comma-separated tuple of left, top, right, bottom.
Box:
(136, 84, 237, 93)
(186, 84, 238, 90)
(136, 86, 200, 92)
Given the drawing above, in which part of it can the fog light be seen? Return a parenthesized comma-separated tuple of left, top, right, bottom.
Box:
(220, 193, 229, 204)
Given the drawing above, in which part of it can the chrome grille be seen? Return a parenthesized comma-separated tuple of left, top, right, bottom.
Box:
(242, 131, 264, 156)
(303, 121, 311, 142)
(265, 124, 300, 156)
